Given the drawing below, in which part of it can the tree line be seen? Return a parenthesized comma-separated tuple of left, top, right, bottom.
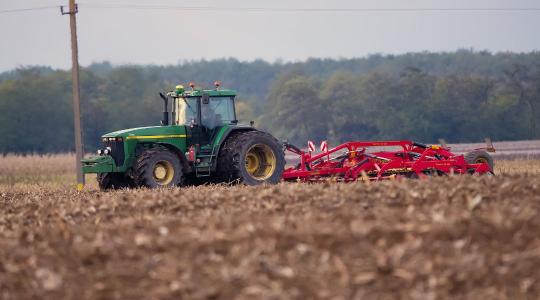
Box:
(0, 50, 538, 153)
(260, 65, 540, 145)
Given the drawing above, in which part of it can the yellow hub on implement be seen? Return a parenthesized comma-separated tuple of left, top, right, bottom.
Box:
(475, 157, 488, 164)
(153, 161, 174, 185)
(245, 144, 276, 180)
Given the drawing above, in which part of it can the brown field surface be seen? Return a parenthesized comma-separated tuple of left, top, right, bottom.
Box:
(1, 154, 540, 299)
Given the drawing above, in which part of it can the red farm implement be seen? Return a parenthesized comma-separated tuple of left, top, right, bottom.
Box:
(282, 140, 494, 182)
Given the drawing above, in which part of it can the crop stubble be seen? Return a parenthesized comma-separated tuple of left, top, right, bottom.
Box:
(1, 172, 540, 299)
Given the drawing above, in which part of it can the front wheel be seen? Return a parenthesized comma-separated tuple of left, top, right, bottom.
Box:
(134, 148, 184, 188)
(218, 131, 285, 185)
(97, 172, 133, 190)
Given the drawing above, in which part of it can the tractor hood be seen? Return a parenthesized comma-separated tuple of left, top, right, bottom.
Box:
(102, 125, 187, 139)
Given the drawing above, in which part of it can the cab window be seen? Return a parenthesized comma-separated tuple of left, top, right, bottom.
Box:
(175, 97, 198, 125)
(201, 96, 236, 129)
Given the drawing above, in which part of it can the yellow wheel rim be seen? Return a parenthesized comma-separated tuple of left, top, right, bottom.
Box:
(153, 160, 174, 185)
(245, 153, 260, 174)
(245, 144, 277, 180)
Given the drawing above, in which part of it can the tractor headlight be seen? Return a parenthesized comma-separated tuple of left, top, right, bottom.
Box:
(102, 137, 123, 142)
(104, 147, 112, 155)
(97, 149, 103, 155)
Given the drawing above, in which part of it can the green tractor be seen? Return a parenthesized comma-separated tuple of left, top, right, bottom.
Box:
(82, 82, 285, 190)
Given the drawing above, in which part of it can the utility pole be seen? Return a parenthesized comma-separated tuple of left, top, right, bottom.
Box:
(61, 0, 85, 190)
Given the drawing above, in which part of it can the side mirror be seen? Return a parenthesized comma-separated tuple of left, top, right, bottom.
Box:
(202, 93, 210, 104)
(159, 92, 168, 102)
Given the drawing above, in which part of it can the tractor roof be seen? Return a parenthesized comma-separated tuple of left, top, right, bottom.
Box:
(183, 89, 236, 97)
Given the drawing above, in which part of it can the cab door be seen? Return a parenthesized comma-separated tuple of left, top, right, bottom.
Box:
(184, 94, 212, 151)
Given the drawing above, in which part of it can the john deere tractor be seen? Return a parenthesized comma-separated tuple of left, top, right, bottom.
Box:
(82, 82, 285, 190)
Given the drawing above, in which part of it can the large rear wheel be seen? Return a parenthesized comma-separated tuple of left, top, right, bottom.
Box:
(134, 148, 184, 188)
(218, 131, 285, 185)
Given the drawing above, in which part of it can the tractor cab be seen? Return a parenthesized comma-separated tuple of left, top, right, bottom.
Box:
(174, 87, 237, 128)
(167, 82, 238, 153)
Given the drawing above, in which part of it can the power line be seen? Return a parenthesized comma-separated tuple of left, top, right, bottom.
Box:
(79, 4, 540, 13)
(0, 6, 59, 14)
(2, 4, 540, 14)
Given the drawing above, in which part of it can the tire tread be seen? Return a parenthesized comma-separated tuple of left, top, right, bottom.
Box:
(217, 131, 285, 184)
(133, 147, 184, 188)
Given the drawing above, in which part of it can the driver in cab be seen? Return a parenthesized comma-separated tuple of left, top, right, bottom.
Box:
(201, 102, 222, 130)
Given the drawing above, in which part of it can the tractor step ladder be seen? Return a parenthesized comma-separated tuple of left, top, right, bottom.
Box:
(195, 143, 218, 177)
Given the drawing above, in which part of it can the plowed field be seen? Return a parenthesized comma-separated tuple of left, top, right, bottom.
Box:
(1, 169, 540, 299)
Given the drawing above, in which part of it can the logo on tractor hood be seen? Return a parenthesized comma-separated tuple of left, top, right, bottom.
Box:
(126, 134, 187, 140)
(102, 125, 188, 139)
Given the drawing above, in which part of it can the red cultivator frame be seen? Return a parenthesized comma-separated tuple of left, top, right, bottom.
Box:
(282, 140, 494, 182)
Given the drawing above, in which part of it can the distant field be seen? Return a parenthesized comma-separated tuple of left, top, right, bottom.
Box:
(1, 151, 540, 299)
(447, 139, 540, 159)
(0, 153, 94, 188)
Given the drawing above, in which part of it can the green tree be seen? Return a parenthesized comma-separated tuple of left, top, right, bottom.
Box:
(501, 64, 540, 139)
(263, 74, 327, 144)
(320, 71, 378, 142)
(0, 68, 72, 152)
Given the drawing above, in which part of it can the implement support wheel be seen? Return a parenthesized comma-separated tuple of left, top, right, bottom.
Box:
(464, 150, 494, 174)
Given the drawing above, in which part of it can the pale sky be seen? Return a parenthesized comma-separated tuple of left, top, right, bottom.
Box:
(0, 0, 539, 71)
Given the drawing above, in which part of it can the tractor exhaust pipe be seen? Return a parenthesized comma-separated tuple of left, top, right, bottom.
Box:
(159, 92, 169, 126)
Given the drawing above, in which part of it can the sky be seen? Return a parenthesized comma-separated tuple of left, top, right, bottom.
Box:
(0, 0, 539, 72)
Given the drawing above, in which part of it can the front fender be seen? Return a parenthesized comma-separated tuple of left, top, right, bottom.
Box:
(82, 155, 115, 174)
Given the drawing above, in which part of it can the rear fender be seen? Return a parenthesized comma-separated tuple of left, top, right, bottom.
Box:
(211, 127, 255, 170)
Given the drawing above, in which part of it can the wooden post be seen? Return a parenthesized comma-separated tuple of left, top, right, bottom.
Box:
(63, 0, 85, 190)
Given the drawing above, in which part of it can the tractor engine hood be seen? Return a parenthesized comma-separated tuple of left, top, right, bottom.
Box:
(83, 125, 188, 174)
(102, 125, 187, 140)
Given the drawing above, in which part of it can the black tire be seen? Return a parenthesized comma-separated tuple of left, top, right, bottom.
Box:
(464, 150, 494, 173)
(217, 131, 285, 185)
(97, 172, 133, 190)
(134, 148, 184, 188)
